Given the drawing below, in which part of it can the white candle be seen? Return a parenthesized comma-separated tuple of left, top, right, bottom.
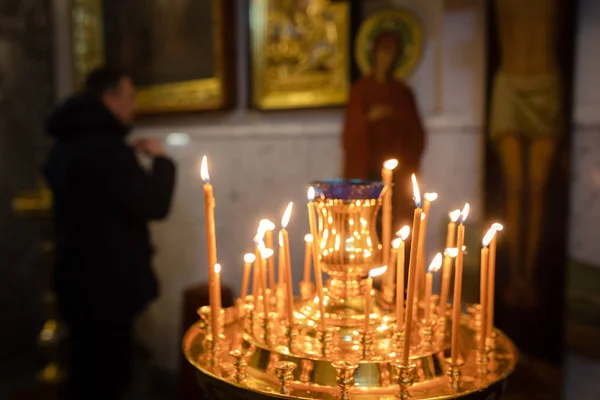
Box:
(307, 187, 326, 331)
(303, 234, 313, 283)
(439, 248, 459, 320)
(259, 245, 274, 317)
(381, 159, 399, 285)
(487, 223, 503, 338)
(241, 253, 256, 299)
(211, 263, 222, 340)
(280, 202, 294, 325)
(425, 253, 442, 322)
(200, 156, 218, 312)
(364, 265, 388, 335)
(481, 227, 496, 351)
(394, 226, 410, 328)
(403, 174, 422, 365)
(261, 220, 276, 292)
(451, 203, 469, 367)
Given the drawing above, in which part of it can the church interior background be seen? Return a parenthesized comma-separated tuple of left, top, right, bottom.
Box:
(1, 0, 600, 398)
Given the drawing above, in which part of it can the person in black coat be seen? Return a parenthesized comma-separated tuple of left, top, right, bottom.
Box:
(43, 67, 176, 399)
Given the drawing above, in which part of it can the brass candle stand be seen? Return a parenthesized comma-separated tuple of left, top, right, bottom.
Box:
(184, 180, 517, 399)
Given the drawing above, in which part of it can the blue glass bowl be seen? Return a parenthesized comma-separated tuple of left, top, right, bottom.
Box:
(311, 179, 385, 200)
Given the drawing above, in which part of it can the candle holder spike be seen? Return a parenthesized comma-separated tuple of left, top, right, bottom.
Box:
(274, 361, 297, 395)
(332, 360, 360, 400)
(229, 349, 247, 384)
(419, 319, 437, 350)
(392, 361, 417, 400)
(446, 359, 465, 391)
(300, 359, 314, 383)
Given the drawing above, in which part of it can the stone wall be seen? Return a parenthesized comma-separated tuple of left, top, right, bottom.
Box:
(0, 0, 53, 360)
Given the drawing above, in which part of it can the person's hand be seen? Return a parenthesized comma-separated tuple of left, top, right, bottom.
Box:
(133, 138, 166, 157)
(367, 104, 393, 121)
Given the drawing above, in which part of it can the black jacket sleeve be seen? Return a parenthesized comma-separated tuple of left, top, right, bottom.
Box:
(92, 141, 176, 222)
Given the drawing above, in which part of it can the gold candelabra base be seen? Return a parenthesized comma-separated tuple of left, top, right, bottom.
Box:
(183, 298, 517, 399)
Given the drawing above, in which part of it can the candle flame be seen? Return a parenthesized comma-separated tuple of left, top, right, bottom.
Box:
(460, 203, 470, 223)
(411, 174, 421, 208)
(482, 227, 496, 247)
(279, 231, 284, 247)
(492, 222, 504, 232)
(307, 187, 316, 201)
(449, 209, 461, 222)
(428, 253, 443, 272)
(445, 248, 459, 258)
(200, 156, 211, 183)
(254, 228, 265, 245)
(281, 202, 293, 228)
(214, 263, 221, 274)
(424, 192, 438, 202)
(397, 225, 410, 240)
(259, 219, 275, 231)
(335, 234, 341, 251)
(383, 159, 399, 171)
(260, 247, 274, 260)
(368, 265, 388, 278)
(421, 213, 426, 221)
(244, 253, 256, 264)
(304, 234, 313, 243)
(392, 238, 402, 249)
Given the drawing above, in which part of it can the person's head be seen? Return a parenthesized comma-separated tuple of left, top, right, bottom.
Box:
(372, 31, 402, 78)
(85, 67, 136, 125)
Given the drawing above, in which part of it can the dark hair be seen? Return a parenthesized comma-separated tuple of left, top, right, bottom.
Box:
(84, 66, 130, 98)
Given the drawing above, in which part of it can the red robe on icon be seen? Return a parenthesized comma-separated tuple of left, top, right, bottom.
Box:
(342, 76, 426, 226)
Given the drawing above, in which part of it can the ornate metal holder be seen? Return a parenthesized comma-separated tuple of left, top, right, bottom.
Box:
(332, 360, 359, 400)
(184, 180, 517, 399)
(298, 180, 387, 328)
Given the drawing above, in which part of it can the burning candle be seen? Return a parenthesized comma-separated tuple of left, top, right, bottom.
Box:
(253, 228, 266, 313)
(425, 253, 442, 322)
(447, 210, 461, 248)
(241, 253, 256, 299)
(364, 265, 388, 335)
(414, 212, 426, 304)
(278, 233, 285, 286)
(417, 193, 438, 301)
(487, 223, 503, 338)
(200, 156, 218, 305)
(395, 226, 410, 328)
(259, 244, 274, 317)
(381, 159, 399, 274)
(480, 227, 496, 351)
(439, 248, 459, 321)
(280, 202, 295, 325)
(402, 174, 423, 365)
(451, 203, 470, 367)
(303, 234, 313, 283)
(263, 221, 276, 292)
(307, 187, 326, 331)
(211, 263, 222, 340)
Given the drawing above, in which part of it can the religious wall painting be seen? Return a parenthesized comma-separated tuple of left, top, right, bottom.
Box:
(71, 0, 236, 114)
(250, 0, 350, 110)
(355, 9, 424, 80)
(342, 7, 426, 229)
(485, 0, 576, 362)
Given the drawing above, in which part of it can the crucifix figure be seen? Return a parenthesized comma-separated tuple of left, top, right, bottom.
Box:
(490, 0, 565, 307)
